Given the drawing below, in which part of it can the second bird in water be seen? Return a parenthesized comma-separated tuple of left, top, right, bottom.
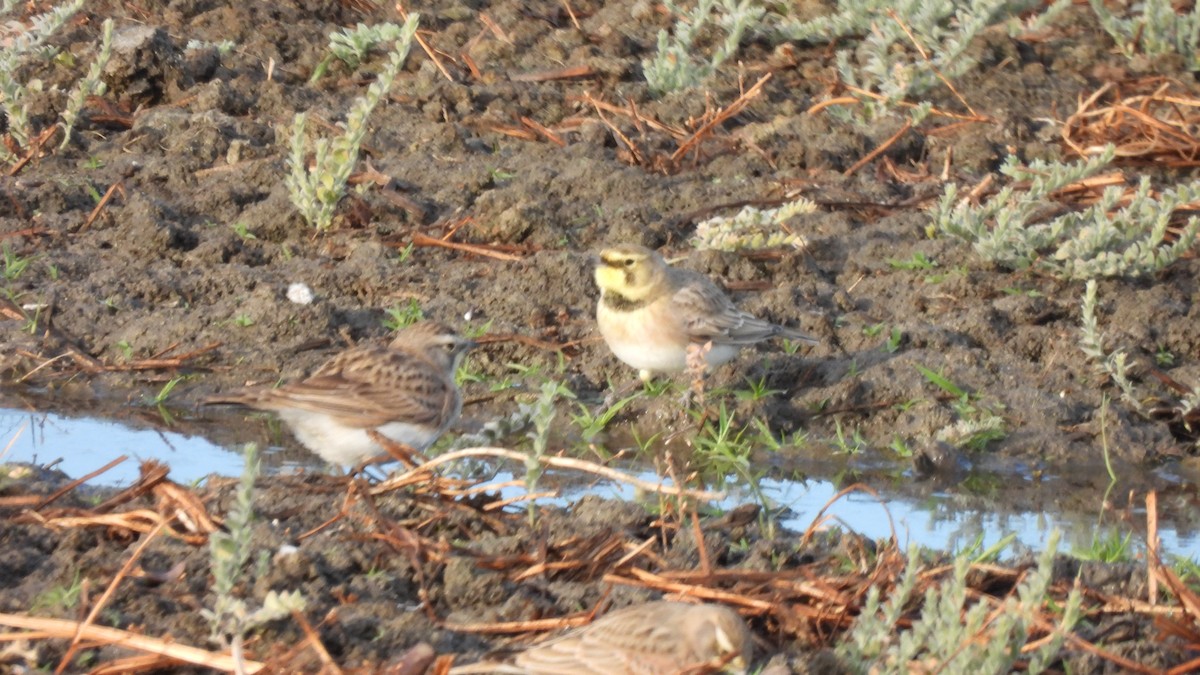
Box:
(204, 320, 475, 467)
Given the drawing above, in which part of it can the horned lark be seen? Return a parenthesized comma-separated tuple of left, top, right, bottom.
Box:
(594, 244, 818, 382)
(204, 320, 475, 468)
(452, 601, 754, 675)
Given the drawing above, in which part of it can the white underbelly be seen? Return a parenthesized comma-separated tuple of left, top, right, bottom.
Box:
(597, 302, 741, 374)
(278, 411, 439, 467)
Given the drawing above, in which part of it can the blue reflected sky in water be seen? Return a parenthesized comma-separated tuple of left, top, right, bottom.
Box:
(2, 407, 1197, 559)
(0, 408, 246, 486)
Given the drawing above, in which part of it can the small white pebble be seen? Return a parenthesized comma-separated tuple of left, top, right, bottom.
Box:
(277, 544, 300, 557)
(464, 309, 474, 321)
(286, 282, 314, 305)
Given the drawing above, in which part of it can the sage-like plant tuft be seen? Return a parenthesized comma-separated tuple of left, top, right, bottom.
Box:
(774, 0, 1070, 123)
(642, 0, 765, 94)
(1078, 280, 1141, 411)
(839, 531, 1081, 674)
(691, 198, 815, 252)
(286, 15, 419, 230)
(58, 18, 114, 149)
(934, 145, 1200, 279)
(0, 0, 85, 162)
(202, 443, 306, 650)
(310, 22, 411, 82)
(1089, 0, 1200, 72)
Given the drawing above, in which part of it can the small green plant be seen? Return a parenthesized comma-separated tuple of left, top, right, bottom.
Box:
(395, 242, 415, 264)
(286, 15, 419, 230)
(831, 419, 868, 454)
(839, 531, 1081, 673)
(115, 340, 133, 360)
(934, 146, 1200, 279)
(149, 375, 186, 406)
(383, 298, 424, 330)
(461, 319, 494, 340)
(691, 403, 753, 474)
(642, 0, 766, 93)
(1000, 286, 1044, 298)
(846, 359, 861, 379)
(1171, 556, 1200, 589)
(915, 364, 1007, 451)
(887, 252, 937, 271)
(781, 338, 804, 355)
(884, 327, 903, 353)
(21, 304, 41, 334)
(233, 314, 254, 327)
(863, 323, 885, 338)
(310, 21, 413, 82)
(524, 381, 571, 525)
(202, 443, 306, 648)
(889, 435, 912, 458)
(2, 244, 30, 282)
(83, 183, 103, 204)
(489, 167, 517, 182)
(735, 375, 781, 402)
(230, 221, 257, 241)
(1155, 346, 1176, 367)
(1089, 0, 1200, 71)
(1073, 529, 1134, 563)
(570, 389, 640, 442)
(691, 198, 815, 252)
(31, 571, 84, 613)
(1078, 280, 1140, 411)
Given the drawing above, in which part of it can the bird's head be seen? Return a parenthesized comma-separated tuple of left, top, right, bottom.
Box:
(594, 244, 666, 303)
(391, 320, 477, 371)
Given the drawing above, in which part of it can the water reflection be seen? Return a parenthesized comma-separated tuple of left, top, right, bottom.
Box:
(2, 406, 1197, 559)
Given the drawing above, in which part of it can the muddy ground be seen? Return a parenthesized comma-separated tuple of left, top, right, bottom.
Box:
(2, 0, 1200, 670)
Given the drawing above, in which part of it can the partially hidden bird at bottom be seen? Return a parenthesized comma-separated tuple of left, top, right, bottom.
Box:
(450, 600, 754, 675)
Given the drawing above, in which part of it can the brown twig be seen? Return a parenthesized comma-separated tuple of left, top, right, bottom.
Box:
(0, 614, 265, 673)
(670, 73, 771, 166)
(510, 65, 595, 82)
(78, 181, 124, 233)
(371, 447, 727, 501)
(34, 455, 129, 511)
(409, 232, 525, 261)
(843, 120, 913, 177)
(56, 521, 168, 674)
(395, 3, 454, 82)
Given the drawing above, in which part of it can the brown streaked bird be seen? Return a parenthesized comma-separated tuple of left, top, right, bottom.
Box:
(203, 320, 475, 467)
(451, 601, 755, 675)
(594, 244, 818, 382)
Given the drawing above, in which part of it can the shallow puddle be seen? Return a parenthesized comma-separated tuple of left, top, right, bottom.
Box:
(3, 405, 1197, 560)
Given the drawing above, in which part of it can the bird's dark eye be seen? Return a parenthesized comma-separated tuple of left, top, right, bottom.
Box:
(623, 258, 634, 267)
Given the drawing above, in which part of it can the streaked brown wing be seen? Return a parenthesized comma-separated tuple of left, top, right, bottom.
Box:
(261, 345, 448, 428)
(670, 276, 780, 346)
